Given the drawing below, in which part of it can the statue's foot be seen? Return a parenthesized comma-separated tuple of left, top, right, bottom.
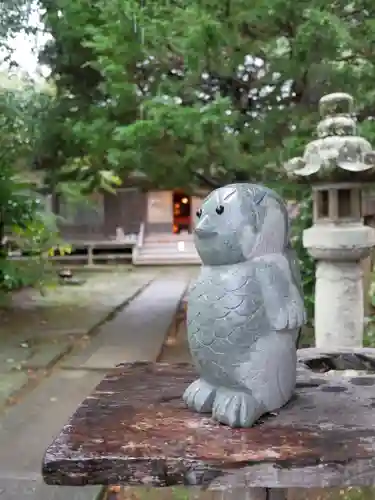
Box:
(183, 378, 217, 413)
(212, 388, 264, 428)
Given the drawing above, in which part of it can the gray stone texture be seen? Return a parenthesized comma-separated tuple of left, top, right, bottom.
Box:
(184, 184, 305, 427)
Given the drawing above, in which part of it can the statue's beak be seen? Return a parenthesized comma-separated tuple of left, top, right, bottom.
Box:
(195, 216, 217, 239)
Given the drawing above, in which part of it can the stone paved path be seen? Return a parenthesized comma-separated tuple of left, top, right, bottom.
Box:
(0, 267, 196, 500)
(62, 274, 189, 369)
(0, 270, 154, 408)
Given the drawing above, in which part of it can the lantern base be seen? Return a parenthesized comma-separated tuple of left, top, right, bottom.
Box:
(303, 223, 375, 261)
(303, 223, 375, 349)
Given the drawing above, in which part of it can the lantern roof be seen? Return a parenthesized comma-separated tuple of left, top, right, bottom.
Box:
(284, 93, 375, 183)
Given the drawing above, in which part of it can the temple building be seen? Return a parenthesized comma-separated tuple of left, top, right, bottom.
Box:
(51, 176, 208, 265)
(48, 179, 375, 267)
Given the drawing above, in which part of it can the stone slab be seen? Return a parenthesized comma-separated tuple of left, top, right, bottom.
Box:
(62, 276, 189, 370)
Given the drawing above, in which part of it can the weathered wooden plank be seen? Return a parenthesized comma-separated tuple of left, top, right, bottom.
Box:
(42, 350, 375, 489)
(101, 486, 287, 500)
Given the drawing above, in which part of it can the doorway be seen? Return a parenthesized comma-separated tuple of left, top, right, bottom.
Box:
(173, 191, 191, 233)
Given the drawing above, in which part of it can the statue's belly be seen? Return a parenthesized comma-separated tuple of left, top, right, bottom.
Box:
(187, 320, 246, 386)
(188, 330, 230, 385)
(186, 266, 263, 386)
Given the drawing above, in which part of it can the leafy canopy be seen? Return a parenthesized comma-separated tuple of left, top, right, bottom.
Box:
(37, 0, 375, 319)
(39, 0, 375, 192)
(0, 76, 68, 292)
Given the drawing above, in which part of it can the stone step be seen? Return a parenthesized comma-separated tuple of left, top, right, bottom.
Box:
(137, 255, 199, 262)
(135, 257, 201, 265)
(145, 235, 194, 240)
(144, 234, 194, 243)
(139, 249, 198, 257)
(140, 248, 197, 255)
(141, 252, 197, 257)
(137, 244, 199, 259)
(142, 243, 196, 250)
(138, 246, 198, 253)
(142, 240, 196, 247)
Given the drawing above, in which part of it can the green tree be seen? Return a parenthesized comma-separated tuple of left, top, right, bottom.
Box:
(39, 0, 375, 191)
(39, 0, 375, 321)
(0, 78, 66, 291)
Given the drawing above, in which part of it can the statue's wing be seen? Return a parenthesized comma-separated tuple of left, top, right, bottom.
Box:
(254, 253, 306, 331)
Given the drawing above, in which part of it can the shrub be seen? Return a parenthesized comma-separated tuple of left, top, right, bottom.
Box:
(290, 194, 315, 326)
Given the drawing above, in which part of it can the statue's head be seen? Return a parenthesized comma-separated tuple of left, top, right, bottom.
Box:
(194, 183, 290, 266)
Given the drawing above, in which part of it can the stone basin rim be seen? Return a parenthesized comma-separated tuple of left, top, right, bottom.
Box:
(297, 347, 375, 374)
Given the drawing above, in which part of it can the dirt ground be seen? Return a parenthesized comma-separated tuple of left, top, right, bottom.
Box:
(0, 269, 140, 339)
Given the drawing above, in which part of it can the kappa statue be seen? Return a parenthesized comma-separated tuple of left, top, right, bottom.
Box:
(183, 183, 306, 428)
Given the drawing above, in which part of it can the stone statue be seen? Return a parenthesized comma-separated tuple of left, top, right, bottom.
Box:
(183, 183, 306, 427)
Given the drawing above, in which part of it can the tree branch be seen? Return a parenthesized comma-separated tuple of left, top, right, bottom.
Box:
(192, 169, 222, 188)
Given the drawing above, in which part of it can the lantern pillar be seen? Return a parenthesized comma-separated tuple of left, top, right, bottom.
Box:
(285, 93, 375, 348)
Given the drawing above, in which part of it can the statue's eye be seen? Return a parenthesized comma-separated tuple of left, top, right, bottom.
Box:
(216, 205, 224, 215)
(196, 209, 202, 218)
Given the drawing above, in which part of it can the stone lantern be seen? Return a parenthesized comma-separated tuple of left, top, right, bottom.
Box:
(285, 92, 375, 348)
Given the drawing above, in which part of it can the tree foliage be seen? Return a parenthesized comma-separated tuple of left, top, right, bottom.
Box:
(0, 1, 115, 293)
(0, 77, 67, 291)
(38, 0, 375, 319)
(38, 0, 375, 193)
